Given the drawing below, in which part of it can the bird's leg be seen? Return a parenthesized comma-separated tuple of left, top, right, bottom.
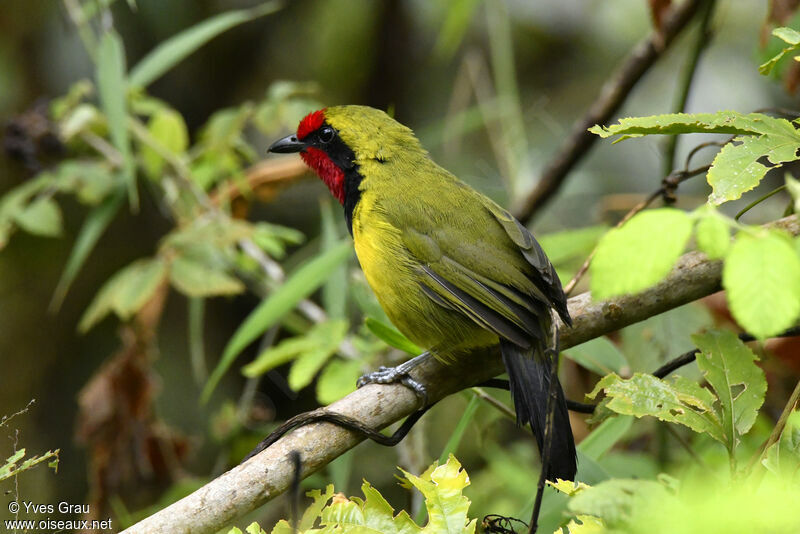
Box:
(356, 352, 429, 405)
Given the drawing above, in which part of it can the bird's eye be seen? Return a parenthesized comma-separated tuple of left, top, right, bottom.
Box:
(318, 126, 335, 144)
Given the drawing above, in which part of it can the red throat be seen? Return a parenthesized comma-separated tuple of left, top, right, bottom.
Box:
(301, 147, 345, 204)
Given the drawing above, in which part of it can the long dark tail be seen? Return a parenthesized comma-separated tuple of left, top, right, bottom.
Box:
(500, 338, 577, 481)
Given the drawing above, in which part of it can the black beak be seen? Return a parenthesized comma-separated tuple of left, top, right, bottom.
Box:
(268, 134, 306, 154)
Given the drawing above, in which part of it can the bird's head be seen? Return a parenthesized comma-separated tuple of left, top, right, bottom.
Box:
(268, 105, 424, 204)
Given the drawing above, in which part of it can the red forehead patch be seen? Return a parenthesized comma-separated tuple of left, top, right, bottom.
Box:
(297, 109, 326, 140)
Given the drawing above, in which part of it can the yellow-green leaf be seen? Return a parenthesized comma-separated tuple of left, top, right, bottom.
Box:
(141, 108, 189, 179)
(722, 231, 800, 338)
(590, 209, 693, 299)
(169, 256, 244, 297)
(13, 197, 62, 237)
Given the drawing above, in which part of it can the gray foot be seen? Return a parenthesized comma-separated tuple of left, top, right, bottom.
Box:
(357, 355, 428, 405)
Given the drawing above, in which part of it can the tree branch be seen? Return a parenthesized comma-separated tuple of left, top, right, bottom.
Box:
(512, 0, 706, 223)
(122, 215, 799, 534)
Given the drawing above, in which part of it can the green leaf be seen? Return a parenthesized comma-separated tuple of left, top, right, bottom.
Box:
(320, 197, 347, 319)
(722, 231, 800, 338)
(538, 226, 608, 265)
(439, 395, 480, 465)
(590, 111, 800, 205)
(589, 111, 786, 139)
(0, 448, 60, 482)
(13, 197, 62, 237)
(398, 455, 477, 533)
(590, 209, 693, 299)
(564, 337, 629, 376)
(695, 210, 730, 259)
(567, 478, 671, 527)
(365, 317, 422, 356)
(129, 1, 282, 88)
(141, 108, 188, 179)
(54, 161, 115, 205)
(287, 320, 348, 390)
(433, 0, 482, 59)
(79, 257, 167, 332)
(577, 416, 633, 460)
(692, 329, 767, 452)
(169, 256, 244, 297)
(762, 410, 800, 481)
(242, 336, 316, 377)
(203, 240, 352, 402)
(51, 187, 125, 310)
(586, 373, 724, 442)
(760, 27, 800, 75)
(707, 134, 800, 205)
(316, 358, 362, 405)
(96, 30, 137, 208)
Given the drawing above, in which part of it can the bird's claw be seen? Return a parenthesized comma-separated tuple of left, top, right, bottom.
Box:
(357, 365, 428, 406)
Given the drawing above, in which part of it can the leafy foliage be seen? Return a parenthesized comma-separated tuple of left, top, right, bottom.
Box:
(232, 456, 477, 534)
(759, 27, 800, 75)
(722, 230, 800, 338)
(589, 208, 693, 299)
(590, 111, 800, 204)
(588, 329, 766, 467)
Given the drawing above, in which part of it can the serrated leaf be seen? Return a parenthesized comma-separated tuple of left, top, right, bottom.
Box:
(79, 257, 167, 332)
(141, 108, 189, 179)
(297, 485, 335, 531)
(722, 231, 800, 338)
(13, 197, 62, 237)
(586, 373, 724, 442)
(169, 256, 244, 297)
(203, 240, 352, 402)
(399, 455, 476, 533)
(564, 337, 629, 376)
(287, 320, 348, 391)
(695, 211, 730, 259)
(129, 1, 282, 88)
(707, 135, 800, 204)
(590, 209, 693, 299)
(96, 30, 137, 208)
(51, 188, 125, 310)
(589, 111, 785, 139)
(365, 317, 422, 355)
(316, 357, 362, 405)
(692, 330, 767, 451)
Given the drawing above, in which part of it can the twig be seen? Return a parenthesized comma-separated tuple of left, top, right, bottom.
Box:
(121, 216, 799, 534)
(663, 0, 716, 177)
(513, 0, 705, 223)
(470, 387, 516, 420)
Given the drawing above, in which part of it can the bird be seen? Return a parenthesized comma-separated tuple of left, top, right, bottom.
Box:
(268, 105, 576, 481)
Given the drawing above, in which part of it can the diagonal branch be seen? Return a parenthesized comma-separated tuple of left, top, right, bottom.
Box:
(512, 0, 706, 223)
(122, 215, 799, 534)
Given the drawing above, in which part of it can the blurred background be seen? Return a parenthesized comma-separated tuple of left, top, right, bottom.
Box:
(0, 0, 798, 531)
